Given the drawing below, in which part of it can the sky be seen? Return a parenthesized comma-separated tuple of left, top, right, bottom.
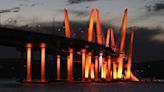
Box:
(0, 0, 164, 62)
(0, 0, 164, 28)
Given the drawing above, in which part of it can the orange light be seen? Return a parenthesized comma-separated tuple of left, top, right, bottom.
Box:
(41, 45, 46, 82)
(67, 56, 71, 81)
(85, 53, 92, 79)
(101, 58, 106, 79)
(96, 8, 103, 45)
(117, 9, 128, 79)
(120, 8, 128, 53)
(88, 8, 94, 42)
(26, 43, 33, 48)
(125, 31, 134, 79)
(64, 8, 71, 38)
(106, 28, 111, 47)
(113, 62, 117, 79)
(95, 56, 99, 81)
(103, 62, 107, 79)
(130, 72, 139, 81)
(117, 54, 123, 79)
(107, 56, 111, 81)
(69, 48, 73, 81)
(85, 55, 89, 79)
(81, 49, 86, 81)
(111, 29, 116, 52)
(90, 63, 95, 80)
(26, 43, 32, 82)
(57, 55, 60, 80)
(40, 43, 46, 48)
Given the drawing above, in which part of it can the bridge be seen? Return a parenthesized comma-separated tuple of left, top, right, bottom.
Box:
(0, 8, 139, 82)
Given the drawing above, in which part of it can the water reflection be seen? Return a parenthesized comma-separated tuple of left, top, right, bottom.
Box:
(0, 81, 164, 92)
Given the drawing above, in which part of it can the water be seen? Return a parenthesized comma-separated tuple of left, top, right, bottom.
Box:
(0, 80, 164, 92)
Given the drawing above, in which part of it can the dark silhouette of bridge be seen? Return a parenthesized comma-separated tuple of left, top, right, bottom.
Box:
(0, 8, 140, 82)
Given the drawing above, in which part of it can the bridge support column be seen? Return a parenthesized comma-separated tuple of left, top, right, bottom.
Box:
(117, 9, 128, 79)
(64, 8, 71, 38)
(81, 49, 86, 82)
(99, 53, 103, 75)
(69, 48, 73, 81)
(88, 8, 94, 42)
(117, 54, 123, 79)
(26, 43, 32, 82)
(101, 58, 106, 80)
(40, 43, 46, 82)
(96, 8, 104, 45)
(57, 55, 60, 80)
(95, 56, 99, 81)
(113, 62, 117, 80)
(106, 28, 111, 47)
(67, 56, 71, 81)
(107, 56, 111, 81)
(125, 31, 134, 79)
(90, 63, 95, 80)
(85, 52, 92, 81)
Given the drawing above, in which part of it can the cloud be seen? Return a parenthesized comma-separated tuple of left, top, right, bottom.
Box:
(126, 26, 164, 62)
(0, 7, 20, 14)
(57, 9, 90, 17)
(67, 0, 97, 4)
(145, 2, 164, 12)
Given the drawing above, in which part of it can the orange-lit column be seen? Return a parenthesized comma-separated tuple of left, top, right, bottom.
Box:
(125, 31, 134, 79)
(69, 48, 73, 81)
(26, 43, 32, 82)
(67, 56, 71, 81)
(85, 53, 92, 79)
(85, 55, 89, 79)
(57, 55, 60, 80)
(96, 8, 103, 45)
(107, 56, 111, 81)
(95, 56, 99, 81)
(40, 43, 46, 82)
(88, 8, 94, 42)
(113, 62, 117, 80)
(101, 58, 106, 79)
(64, 8, 71, 38)
(81, 49, 86, 81)
(130, 72, 139, 81)
(111, 29, 116, 52)
(88, 53, 92, 80)
(90, 63, 95, 80)
(103, 62, 107, 80)
(106, 28, 111, 47)
(117, 9, 128, 79)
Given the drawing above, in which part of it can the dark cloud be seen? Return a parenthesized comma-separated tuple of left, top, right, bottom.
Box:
(154, 3, 164, 11)
(57, 9, 90, 17)
(145, 2, 164, 12)
(0, 7, 20, 14)
(126, 27, 164, 62)
(67, 0, 97, 4)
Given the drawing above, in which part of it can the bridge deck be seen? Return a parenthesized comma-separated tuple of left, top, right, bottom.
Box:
(0, 28, 117, 56)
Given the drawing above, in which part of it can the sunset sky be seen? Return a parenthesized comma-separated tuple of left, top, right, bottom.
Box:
(0, 0, 164, 62)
